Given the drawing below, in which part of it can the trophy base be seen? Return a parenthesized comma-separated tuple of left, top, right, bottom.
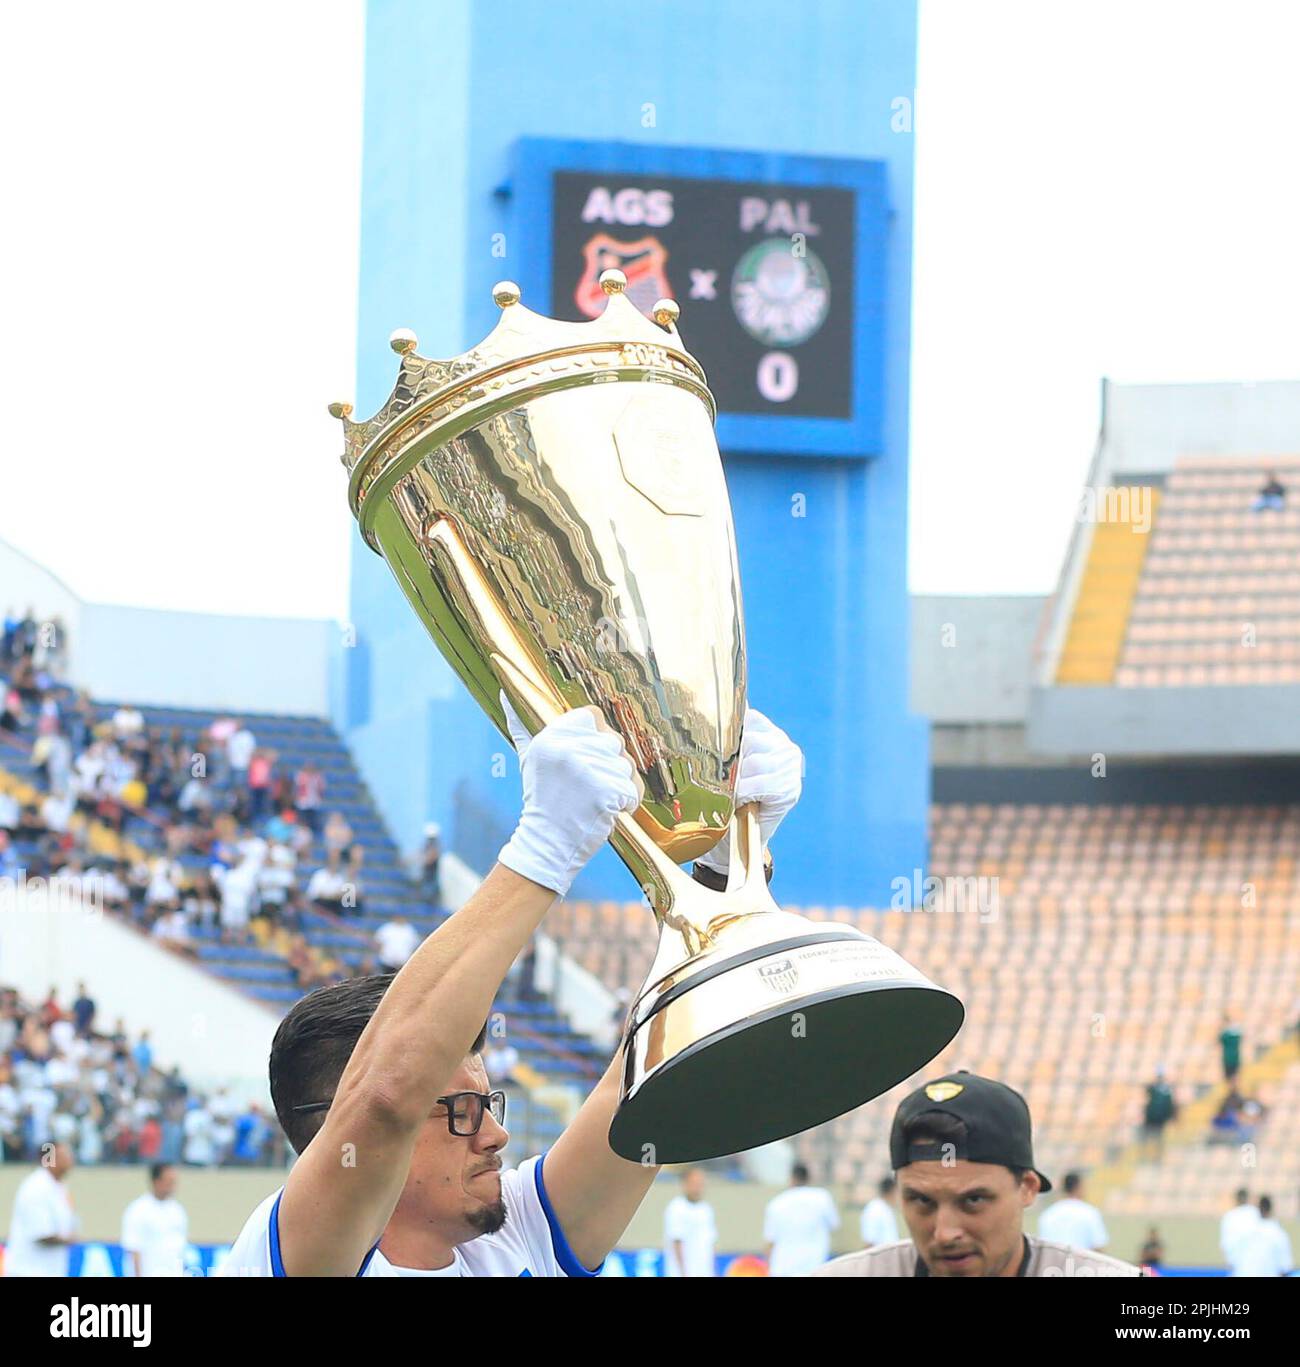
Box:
(608, 929, 964, 1164)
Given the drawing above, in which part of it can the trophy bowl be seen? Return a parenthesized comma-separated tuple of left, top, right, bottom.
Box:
(335, 271, 962, 1162)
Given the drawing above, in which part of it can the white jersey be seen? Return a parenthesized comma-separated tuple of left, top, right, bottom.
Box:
(859, 1197, 900, 1246)
(218, 1154, 599, 1278)
(763, 1185, 840, 1276)
(1229, 1219, 1294, 1278)
(1036, 1197, 1108, 1251)
(662, 1195, 718, 1277)
(5, 1168, 76, 1277)
(1220, 1203, 1261, 1270)
(121, 1194, 189, 1277)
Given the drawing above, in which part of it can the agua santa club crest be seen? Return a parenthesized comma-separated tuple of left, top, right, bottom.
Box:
(575, 234, 672, 318)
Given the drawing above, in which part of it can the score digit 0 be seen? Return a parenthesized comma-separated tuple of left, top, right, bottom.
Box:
(757, 352, 799, 403)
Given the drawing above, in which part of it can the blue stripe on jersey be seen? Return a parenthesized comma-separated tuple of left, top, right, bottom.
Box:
(269, 1191, 286, 1277)
(532, 1153, 603, 1278)
(269, 1189, 380, 1277)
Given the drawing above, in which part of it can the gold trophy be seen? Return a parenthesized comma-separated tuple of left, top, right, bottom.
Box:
(333, 271, 962, 1162)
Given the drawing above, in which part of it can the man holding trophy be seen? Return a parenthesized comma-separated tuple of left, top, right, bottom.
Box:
(225, 268, 960, 1274)
(222, 700, 804, 1276)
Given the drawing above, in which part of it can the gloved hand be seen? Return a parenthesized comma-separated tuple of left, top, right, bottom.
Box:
(696, 708, 802, 877)
(497, 695, 641, 896)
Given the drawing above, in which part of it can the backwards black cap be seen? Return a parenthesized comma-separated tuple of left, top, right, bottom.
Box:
(890, 1071, 1052, 1193)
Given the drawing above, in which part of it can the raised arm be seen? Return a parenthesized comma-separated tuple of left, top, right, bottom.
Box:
(277, 707, 639, 1275)
(540, 1045, 658, 1269)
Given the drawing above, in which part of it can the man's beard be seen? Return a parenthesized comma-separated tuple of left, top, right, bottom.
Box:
(467, 1197, 508, 1237)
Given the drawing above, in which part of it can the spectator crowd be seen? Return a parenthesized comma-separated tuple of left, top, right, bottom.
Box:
(0, 983, 285, 1169)
(0, 608, 414, 997)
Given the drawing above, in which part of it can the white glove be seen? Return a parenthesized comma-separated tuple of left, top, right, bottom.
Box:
(497, 695, 641, 896)
(696, 708, 803, 876)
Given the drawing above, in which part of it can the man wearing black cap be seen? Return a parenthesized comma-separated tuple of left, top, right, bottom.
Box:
(815, 1072, 1142, 1277)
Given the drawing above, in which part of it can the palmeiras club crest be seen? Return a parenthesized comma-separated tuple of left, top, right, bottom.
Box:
(731, 238, 831, 346)
(757, 957, 800, 995)
(575, 234, 672, 318)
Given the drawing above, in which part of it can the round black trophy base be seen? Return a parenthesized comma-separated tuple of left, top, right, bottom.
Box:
(608, 978, 964, 1165)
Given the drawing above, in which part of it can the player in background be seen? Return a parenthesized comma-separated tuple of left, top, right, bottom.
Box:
(4, 1142, 77, 1277)
(1228, 1196, 1293, 1277)
(121, 1164, 188, 1277)
(860, 1176, 900, 1248)
(1219, 1187, 1260, 1274)
(1035, 1171, 1107, 1252)
(763, 1163, 840, 1275)
(663, 1168, 718, 1277)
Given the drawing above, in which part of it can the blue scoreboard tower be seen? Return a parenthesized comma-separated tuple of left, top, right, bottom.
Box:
(343, 0, 927, 908)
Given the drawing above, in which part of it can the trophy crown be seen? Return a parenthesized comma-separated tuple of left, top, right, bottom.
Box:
(330, 274, 702, 477)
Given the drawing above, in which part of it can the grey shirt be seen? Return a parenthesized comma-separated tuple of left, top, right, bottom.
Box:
(814, 1235, 1144, 1278)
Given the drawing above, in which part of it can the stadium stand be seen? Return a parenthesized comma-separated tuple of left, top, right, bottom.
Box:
(1115, 456, 1300, 687)
(553, 798, 1300, 1218)
(1105, 1034, 1300, 1221)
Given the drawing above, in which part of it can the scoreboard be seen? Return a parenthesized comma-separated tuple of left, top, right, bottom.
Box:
(510, 139, 889, 458)
(552, 171, 854, 420)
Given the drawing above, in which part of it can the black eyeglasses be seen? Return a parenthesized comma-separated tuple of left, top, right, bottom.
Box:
(436, 1090, 506, 1137)
(292, 1089, 506, 1138)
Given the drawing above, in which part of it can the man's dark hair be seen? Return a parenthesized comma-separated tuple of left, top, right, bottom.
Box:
(149, 1163, 172, 1185)
(1063, 1172, 1082, 1195)
(1235, 1187, 1249, 1205)
(270, 973, 487, 1154)
(791, 1163, 810, 1185)
(901, 1112, 1026, 1182)
(1258, 1195, 1272, 1218)
(878, 1176, 896, 1196)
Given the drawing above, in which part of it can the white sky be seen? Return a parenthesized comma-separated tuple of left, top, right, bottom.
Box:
(3, 0, 1298, 619)
(0, 1, 364, 620)
(911, 0, 1300, 596)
